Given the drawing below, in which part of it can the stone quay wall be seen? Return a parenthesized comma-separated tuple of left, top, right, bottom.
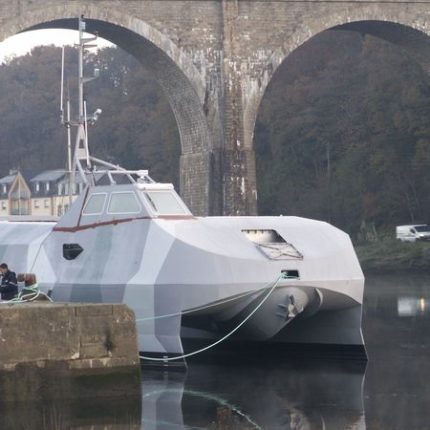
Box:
(0, 303, 140, 370)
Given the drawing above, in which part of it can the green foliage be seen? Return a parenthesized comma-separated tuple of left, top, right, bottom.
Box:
(255, 31, 430, 238)
(2, 31, 430, 236)
(355, 239, 430, 272)
(0, 45, 180, 187)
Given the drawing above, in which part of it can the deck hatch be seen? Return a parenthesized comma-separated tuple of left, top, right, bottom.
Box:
(242, 229, 303, 260)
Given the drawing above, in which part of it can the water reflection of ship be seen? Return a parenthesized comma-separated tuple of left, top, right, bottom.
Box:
(142, 359, 366, 430)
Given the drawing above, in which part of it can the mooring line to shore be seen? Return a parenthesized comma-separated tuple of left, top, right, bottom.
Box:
(135, 274, 295, 322)
(139, 273, 286, 362)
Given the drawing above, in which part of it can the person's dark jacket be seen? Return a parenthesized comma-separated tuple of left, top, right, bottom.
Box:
(0, 270, 18, 300)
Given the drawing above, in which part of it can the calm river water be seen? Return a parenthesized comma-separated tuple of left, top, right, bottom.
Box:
(1, 273, 429, 429)
(141, 274, 430, 430)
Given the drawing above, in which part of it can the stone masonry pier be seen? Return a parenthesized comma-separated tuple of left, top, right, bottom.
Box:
(0, 302, 140, 371)
(2, 1, 430, 216)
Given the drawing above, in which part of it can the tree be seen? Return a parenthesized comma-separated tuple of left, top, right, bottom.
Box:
(255, 30, 430, 237)
(0, 45, 180, 186)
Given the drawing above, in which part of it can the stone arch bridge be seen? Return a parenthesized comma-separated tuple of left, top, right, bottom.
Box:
(1, 0, 430, 215)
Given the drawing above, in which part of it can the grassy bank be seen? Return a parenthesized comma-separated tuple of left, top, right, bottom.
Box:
(354, 239, 430, 273)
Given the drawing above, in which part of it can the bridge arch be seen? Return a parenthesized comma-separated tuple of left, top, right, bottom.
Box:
(0, 3, 213, 215)
(249, 9, 430, 213)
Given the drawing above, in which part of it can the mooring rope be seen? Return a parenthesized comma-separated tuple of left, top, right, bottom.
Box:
(0, 283, 52, 304)
(142, 388, 263, 430)
(135, 275, 293, 323)
(139, 272, 286, 362)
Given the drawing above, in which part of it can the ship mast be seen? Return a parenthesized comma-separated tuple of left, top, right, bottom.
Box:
(60, 15, 101, 198)
(59, 16, 153, 188)
(60, 46, 73, 206)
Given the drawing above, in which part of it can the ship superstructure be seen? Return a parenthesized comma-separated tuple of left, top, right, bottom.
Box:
(0, 16, 365, 362)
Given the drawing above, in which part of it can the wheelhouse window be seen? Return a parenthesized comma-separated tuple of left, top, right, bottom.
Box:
(107, 192, 141, 214)
(143, 191, 187, 215)
(82, 193, 107, 215)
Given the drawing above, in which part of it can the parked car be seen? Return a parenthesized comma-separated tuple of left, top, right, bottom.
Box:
(396, 225, 430, 242)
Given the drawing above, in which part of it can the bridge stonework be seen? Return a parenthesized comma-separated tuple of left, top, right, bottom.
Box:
(1, 0, 430, 215)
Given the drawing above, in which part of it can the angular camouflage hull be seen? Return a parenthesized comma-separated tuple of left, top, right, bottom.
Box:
(0, 191, 365, 358)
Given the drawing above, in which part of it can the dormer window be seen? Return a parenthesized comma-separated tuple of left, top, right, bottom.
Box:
(58, 184, 63, 195)
(35, 182, 40, 192)
(45, 182, 50, 192)
(2, 185, 6, 194)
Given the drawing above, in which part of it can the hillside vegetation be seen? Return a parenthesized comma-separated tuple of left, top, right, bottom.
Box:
(355, 240, 430, 273)
(0, 46, 180, 186)
(255, 31, 430, 238)
(1, 30, 430, 240)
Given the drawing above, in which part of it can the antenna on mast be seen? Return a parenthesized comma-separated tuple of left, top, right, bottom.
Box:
(59, 15, 102, 208)
(61, 15, 149, 196)
(60, 46, 73, 206)
(60, 46, 65, 125)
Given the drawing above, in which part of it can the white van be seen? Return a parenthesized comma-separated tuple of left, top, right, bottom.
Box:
(396, 225, 430, 242)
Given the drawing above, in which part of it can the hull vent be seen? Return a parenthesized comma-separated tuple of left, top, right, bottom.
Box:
(242, 229, 303, 260)
(63, 243, 83, 260)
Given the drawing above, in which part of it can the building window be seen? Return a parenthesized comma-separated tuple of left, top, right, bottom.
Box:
(64, 204, 69, 213)
(35, 182, 40, 192)
(1, 201, 6, 210)
(58, 183, 63, 195)
(2, 185, 6, 194)
(44, 199, 49, 208)
(34, 200, 39, 208)
(45, 182, 50, 192)
(57, 205, 62, 217)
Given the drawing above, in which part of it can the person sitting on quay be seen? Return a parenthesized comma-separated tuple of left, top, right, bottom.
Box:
(0, 263, 18, 301)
